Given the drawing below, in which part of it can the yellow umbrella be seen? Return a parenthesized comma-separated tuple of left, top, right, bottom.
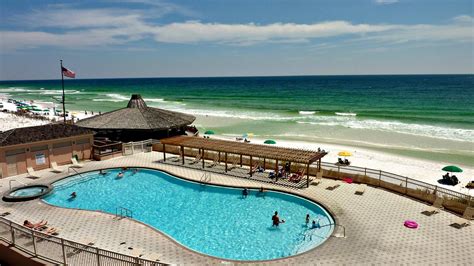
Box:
(338, 151, 352, 157)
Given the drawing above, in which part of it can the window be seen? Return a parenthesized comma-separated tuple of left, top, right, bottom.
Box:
(53, 141, 72, 149)
(5, 148, 25, 156)
(76, 138, 90, 145)
(31, 145, 48, 152)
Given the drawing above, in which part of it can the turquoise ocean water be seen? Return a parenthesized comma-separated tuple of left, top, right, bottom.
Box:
(1, 75, 473, 165)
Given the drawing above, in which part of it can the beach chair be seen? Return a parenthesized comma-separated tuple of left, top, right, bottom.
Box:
(355, 184, 367, 195)
(0, 207, 13, 217)
(190, 153, 201, 164)
(325, 180, 341, 190)
(207, 154, 219, 168)
(229, 156, 239, 170)
(289, 168, 305, 183)
(423, 197, 443, 215)
(311, 171, 323, 185)
(451, 207, 473, 228)
(51, 162, 63, 173)
(27, 167, 41, 179)
(171, 149, 183, 162)
(71, 157, 84, 168)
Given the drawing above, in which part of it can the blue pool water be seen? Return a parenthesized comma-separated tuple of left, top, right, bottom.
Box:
(44, 168, 334, 261)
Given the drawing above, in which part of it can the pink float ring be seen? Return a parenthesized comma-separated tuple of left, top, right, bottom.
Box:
(404, 220, 418, 229)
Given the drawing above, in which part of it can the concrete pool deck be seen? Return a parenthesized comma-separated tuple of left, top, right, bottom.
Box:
(0, 152, 472, 265)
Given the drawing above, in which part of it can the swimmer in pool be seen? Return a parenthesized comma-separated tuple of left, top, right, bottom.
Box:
(242, 188, 248, 198)
(306, 214, 310, 226)
(117, 172, 124, 179)
(70, 192, 77, 198)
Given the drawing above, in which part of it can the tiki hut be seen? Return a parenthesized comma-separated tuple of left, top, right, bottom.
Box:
(76, 94, 196, 141)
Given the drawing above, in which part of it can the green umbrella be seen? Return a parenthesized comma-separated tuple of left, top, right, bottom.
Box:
(264, 139, 276, 144)
(204, 130, 215, 135)
(442, 165, 463, 173)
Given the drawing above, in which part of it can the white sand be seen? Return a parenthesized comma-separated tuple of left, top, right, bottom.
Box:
(213, 135, 474, 196)
(0, 112, 51, 132)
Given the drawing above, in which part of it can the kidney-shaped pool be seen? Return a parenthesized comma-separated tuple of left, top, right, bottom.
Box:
(44, 168, 334, 261)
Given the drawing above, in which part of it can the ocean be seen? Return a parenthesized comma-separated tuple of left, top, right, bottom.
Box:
(1, 75, 473, 166)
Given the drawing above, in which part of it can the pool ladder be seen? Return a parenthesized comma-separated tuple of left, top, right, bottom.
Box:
(200, 172, 211, 184)
(115, 207, 133, 219)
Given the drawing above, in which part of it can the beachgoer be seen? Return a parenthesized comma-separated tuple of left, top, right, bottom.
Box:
(242, 188, 248, 198)
(117, 172, 124, 178)
(24, 220, 48, 230)
(70, 192, 77, 198)
(306, 214, 310, 225)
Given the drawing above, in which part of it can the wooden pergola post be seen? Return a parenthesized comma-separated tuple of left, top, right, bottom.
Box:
(263, 158, 266, 170)
(318, 158, 321, 171)
(306, 163, 310, 188)
(240, 154, 243, 167)
(225, 152, 228, 172)
(249, 156, 253, 177)
(162, 143, 166, 161)
(181, 146, 185, 164)
(218, 152, 221, 163)
(202, 148, 205, 168)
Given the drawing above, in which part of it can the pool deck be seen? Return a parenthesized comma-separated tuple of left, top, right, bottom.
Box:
(0, 152, 472, 265)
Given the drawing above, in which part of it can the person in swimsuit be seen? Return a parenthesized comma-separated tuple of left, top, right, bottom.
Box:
(272, 211, 284, 227)
(242, 188, 248, 198)
(70, 192, 77, 198)
(306, 214, 310, 226)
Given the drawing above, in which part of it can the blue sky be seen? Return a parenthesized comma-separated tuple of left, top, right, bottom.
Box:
(0, 0, 472, 80)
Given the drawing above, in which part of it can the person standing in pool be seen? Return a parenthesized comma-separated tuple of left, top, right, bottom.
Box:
(272, 211, 285, 227)
(70, 192, 77, 198)
(305, 214, 310, 226)
(242, 188, 248, 198)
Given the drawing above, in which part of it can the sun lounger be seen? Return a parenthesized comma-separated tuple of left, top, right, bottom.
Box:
(27, 167, 41, 179)
(171, 149, 183, 162)
(325, 180, 341, 190)
(355, 184, 367, 195)
(51, 162, 63, 173)
(289, 168, 305, 183)
(311, 172, 323, 185)
(190, 153, 201, 164)
(423, 197, 443, 215)
(229, 157, 239, 170)
(71, 157, 84, 168)
(452, 207, 473, 228)
(207, 154, 219, 168)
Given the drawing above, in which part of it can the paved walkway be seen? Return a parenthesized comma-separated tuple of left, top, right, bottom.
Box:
(0, 152, 472, 265)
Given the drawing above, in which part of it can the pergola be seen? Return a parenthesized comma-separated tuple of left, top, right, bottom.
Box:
(160, 136, 327, 187)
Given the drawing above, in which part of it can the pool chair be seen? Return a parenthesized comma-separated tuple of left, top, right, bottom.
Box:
(27, 167, 41, 179)
(325, 180, 341, 190)
(71, 157, 84, 168)
(355, 184, 367, 195)
(451, 207, 473, 228)
(50, 162, 63, 173)
(289, 168, 305, 183)
(171, 149, 183, 162)
(190, 153, 202, 164)
(311, 171, 323, 185)
(423, 197, 444, 215)
(229, 157, 239, 170)
(207, 154, 219, 168)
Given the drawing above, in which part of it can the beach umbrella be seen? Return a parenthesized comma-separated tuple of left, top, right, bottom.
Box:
(338, 151, 352, 157)
(442, 165, 463, 173)
(204, 130, 215, 135)
(264, 139, 276, 144)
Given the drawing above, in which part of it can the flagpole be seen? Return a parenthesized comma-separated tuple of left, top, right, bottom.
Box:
(60, 59, 66, 123)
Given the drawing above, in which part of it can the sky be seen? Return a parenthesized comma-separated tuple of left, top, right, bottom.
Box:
(0, 0, 473, 80)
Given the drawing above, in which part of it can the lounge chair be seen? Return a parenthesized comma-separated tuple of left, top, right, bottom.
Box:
(190, 153, 202, 164)
(207, 154, 219, 168)
(355, 184, 367, 195)
(172, 149, 183, 162)
(51, 162, 63, 173)
(325, 180, 341, 190)
(311, 171, 323, 185)
(229, 157, 239, 170)
(451, 207, 473, 228)
(27, 167, 41, 179)
(423, 197, 444, 215)
(71, 157, 84, 168)
(289, 168, 305, 183)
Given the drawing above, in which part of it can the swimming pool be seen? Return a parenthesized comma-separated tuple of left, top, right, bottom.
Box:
(44, 168, 334, 261)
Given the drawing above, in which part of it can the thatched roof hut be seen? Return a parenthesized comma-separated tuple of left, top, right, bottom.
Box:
(76, 94, 195, 141)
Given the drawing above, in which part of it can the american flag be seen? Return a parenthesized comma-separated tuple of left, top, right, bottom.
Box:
(61, 66, 75, 78)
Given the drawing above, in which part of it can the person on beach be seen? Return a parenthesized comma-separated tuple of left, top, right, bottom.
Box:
(306, 214, 310, 226)
(242, 188, 248, 198)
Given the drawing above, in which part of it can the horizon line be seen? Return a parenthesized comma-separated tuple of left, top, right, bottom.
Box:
(1, 73, 473, 82)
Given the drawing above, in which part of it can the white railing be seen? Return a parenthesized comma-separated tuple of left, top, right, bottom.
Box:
(0, 217, 164, 266)
(123, 139, 158, 156)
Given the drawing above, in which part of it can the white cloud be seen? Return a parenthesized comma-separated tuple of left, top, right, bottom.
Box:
(0, 7, 472, 52)
(374, 0, 399, 4)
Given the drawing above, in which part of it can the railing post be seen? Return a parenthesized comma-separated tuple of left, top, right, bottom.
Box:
(405, 177, 408, 194)
(61, 238, 68, 265)
(378, 170, 382, 187)
(96, 248, 101, 266)
(364, 168, 367, 176)
(32, 230, 37, 256)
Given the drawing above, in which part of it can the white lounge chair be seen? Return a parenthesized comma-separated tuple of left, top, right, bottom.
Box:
(423, 197, 443, 214)
(355, 184, 367, 195)
(27, 167, 41, 179)
(207, 154, 219, 168)
(452, 207, 473, 228)
(229, 157, 239, 170)
(51, 162, 63, 173)
(311, 171, 323, 185)
(71, 157, 84, 168)
(325, 180, 341, 190)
